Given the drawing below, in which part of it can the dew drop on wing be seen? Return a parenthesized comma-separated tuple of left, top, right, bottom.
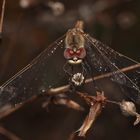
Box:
(0, 35, 69, 109)
(83, 34, 140, 104)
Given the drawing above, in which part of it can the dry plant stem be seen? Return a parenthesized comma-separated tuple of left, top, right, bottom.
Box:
(53, 98, 84, 111)
(48, 63, 140, 95)
(42, 95, 84, 111)
(68, 133, 76, 140)
(134, 113, 140, 125)
(0, 0, 5, 35)
(0, 63, 140, 119)
(78, 103, 102, 137)
(0, 126, 21, 140)
(0, 12, 25, 80)
(76, 91, 106, 136)
(0, 96, 37, 119)
(0, 104, 22, 119)
(106, 99, 120, 105)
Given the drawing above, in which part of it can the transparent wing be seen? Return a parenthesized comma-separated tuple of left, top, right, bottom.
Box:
(0, 34, 68, 108)
(84, 34, 140, 103)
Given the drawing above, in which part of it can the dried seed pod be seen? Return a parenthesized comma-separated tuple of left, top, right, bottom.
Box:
(120, 100, 136, 116)
(71, 73, 84, 86)
(120, 100, 140, 125)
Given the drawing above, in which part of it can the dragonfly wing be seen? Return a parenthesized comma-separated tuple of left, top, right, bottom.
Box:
(0, 35, 68, 108)
(84, 34, 140, 103)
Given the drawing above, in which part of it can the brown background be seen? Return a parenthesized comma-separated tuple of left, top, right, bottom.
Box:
(0, 0, 140, 140)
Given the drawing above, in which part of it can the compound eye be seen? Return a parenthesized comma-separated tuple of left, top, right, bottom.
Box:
(76, 49, 81, 55)
(77, 48, 86, 58)
(69, 50, 74, 55)
(64, 48, 74, 59)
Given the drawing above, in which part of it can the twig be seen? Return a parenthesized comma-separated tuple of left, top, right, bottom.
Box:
(0, 63, 139, 119)
(0, 126, 21, 140)
(48, 63, 140, 95)
(0, 0, 5, 37)
(0, 12, 24, 80)
(0, 104, 22, 119)
(74, 91, 106, 137)
(0, 96, 37, 119)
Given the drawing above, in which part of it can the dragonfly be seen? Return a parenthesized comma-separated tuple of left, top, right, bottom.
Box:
(0, 20, 140, 111)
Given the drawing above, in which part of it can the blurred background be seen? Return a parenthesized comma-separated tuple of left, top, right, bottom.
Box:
(0, 0, 140, 140)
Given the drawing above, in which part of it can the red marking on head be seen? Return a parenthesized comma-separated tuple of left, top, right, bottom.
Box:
(64, 48, 86, 59)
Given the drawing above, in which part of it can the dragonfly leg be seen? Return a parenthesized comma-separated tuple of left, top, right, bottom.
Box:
(63, 62, 73, 76)
(63, 62, 76, 89)
(83, 60, 102, 92)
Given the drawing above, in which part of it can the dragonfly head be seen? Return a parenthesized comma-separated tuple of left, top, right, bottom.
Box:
(64, 29, 86, 64)
(64, 47, 86, 64)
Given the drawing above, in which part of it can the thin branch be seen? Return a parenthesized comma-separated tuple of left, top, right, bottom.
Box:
(0, 104, 22, 119)
(0, 0, 5, 37)
(48, 63, 140, 95)
(0, 126, 21, 140)
(0, 96, 37, 119)
(0, 63, 140, 119)
(0, 12, 24, 79)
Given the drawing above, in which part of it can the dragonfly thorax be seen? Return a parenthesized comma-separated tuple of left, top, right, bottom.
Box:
(65, 28, 85, 48)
